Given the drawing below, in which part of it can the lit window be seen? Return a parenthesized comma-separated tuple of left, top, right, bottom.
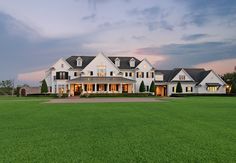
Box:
(179, 75, 185, 80)
(97, 65, 106, 77)
(207, 86, 218, 92)
(172, 86, 176, 93)
(186, 86, 193, 92)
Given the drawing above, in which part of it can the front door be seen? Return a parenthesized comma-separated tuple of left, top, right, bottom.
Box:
(74, 84, 82, 95)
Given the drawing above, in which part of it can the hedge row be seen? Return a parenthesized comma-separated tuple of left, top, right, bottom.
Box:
(26, 93, 69, 98)
(170, 93, 236, 97)
(81, 93, 154, 98)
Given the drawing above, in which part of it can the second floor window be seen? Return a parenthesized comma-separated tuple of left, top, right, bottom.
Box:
(110, 71, 113, 76)
(74, 72, 78, 77)
(90, 71, 93, 76)
(97, 65, 106, 77)
(146, 72, 149, 78)
(179, 75, 185, 80)
(56, 71, 68, 80)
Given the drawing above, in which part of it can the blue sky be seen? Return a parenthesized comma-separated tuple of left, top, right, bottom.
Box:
(0, 0, 236, 85)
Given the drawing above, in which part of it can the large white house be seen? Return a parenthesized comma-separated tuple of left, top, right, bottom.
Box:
(44, 52, 226, 96)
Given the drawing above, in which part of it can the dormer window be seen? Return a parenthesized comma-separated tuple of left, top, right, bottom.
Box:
(115, 58, 120, 67)
(129, 58, 135, 67)
(76, 57, 82, 67)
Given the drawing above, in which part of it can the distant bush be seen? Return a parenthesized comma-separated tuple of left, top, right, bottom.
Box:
(26, 93, 58, 98)
(170, 93, 234, 97)
(80, 93, 153, 98)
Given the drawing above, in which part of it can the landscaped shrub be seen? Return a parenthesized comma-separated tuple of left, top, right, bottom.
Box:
(61, 93, 69, 98)
(27, 93, 58, 98)
(149, 81, 155, 93)
(176, 82, 183, 93)
(170, 93, 235, 97)
(139, 81, 145, 92)
(80, 93, 152, 98)
(41, 80, 48, 93)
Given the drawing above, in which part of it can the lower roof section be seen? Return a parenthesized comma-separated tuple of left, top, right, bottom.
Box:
(69, 77, 136, 84)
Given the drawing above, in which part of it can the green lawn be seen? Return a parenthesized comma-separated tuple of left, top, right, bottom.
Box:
(0, 97, 235, 162)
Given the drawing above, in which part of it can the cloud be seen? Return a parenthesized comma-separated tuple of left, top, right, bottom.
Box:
(0, 11, 96, 82)
(131, 35, 146, 40)
(195, 58, 236, 74)
(182, 34, 209, 41)
(128, 6, 173, 31)
(128, 6, 161, 19)
(81, 13, 96, 21)
(181, 0, 236, 26)
(135, 41, 236, 69)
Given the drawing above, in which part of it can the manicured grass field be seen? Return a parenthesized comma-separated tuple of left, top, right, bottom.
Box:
(0, 97, 235, 162)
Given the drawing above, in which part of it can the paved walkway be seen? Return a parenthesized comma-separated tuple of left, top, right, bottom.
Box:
(47, 97, 166, 104)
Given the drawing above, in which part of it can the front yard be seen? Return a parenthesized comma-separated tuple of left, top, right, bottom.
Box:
(0, 96, 235, 162)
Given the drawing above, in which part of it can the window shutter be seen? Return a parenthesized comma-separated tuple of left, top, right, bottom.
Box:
(56, 72, 60, 79)
(65, 72, 68, 79)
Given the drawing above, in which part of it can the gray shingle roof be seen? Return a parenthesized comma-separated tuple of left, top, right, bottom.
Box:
(155, 68, 211, 83)
(66, 56, 95, 69)
(108, 57, 141, 69)
(66, 56, 141, 70)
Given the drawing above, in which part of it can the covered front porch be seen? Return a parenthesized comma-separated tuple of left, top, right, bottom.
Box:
(69, 77, 136, 96)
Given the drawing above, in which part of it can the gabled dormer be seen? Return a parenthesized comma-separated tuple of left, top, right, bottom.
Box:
(115, 58, 120, 67)
(76, 57, 82, 67)
(129, 58, 135, 68)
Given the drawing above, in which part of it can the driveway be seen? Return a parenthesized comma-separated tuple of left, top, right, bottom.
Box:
(47, 97, 166, 104)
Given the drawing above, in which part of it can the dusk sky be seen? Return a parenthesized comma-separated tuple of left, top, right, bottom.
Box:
(0, 0, 236, 85)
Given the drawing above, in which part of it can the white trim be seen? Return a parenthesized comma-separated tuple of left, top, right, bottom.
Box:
(171, 68, 195, 82)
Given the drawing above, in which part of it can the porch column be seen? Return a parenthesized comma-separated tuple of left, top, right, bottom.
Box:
(132, 83, 135, 93)
(56, 84, 59, 93)
(95, 83, 97, 93)
(107, 83, 110, 93)
(82, 83, 84, 94)
(119, 83, 122, 93)
(64, 84, 66, 93)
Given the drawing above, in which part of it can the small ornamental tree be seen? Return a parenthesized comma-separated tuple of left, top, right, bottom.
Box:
(41, 79, 48, 93)
(231, 82, 236, 93)
(150, 81, 155, 93)
(176, 81, 183, 93)
(139, 80, 145, 92)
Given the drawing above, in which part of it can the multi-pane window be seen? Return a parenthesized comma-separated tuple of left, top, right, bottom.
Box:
(207, 86, 218, 92)
(152, 72, 154, 78)
(97, 65, 106, 77)
(56, 72, 68, 80)
(74, 72, 77, 77)
(146, 72, 149, 78)
(125, 72, 128, 77)
(90, 71, 93, 76)
(179, 75, 185, 80)
(172, 86, 176, 93)
(129, 72, 133, 77)
(110, 71, 113, 76)
(186, 86, 193, 92)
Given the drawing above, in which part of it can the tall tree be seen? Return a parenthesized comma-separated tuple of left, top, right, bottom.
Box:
(139, 81, 145, 92)
(176, 82, 183, 93)
(231, 82, 236, 93)
(149, 81, 155, 93)
(41, 80, 48, 93)
(0, 80, 14, 95)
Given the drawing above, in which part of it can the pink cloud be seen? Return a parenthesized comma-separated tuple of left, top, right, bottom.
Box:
(194, 58, 236, 75)
(17, 69, 45, 82)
